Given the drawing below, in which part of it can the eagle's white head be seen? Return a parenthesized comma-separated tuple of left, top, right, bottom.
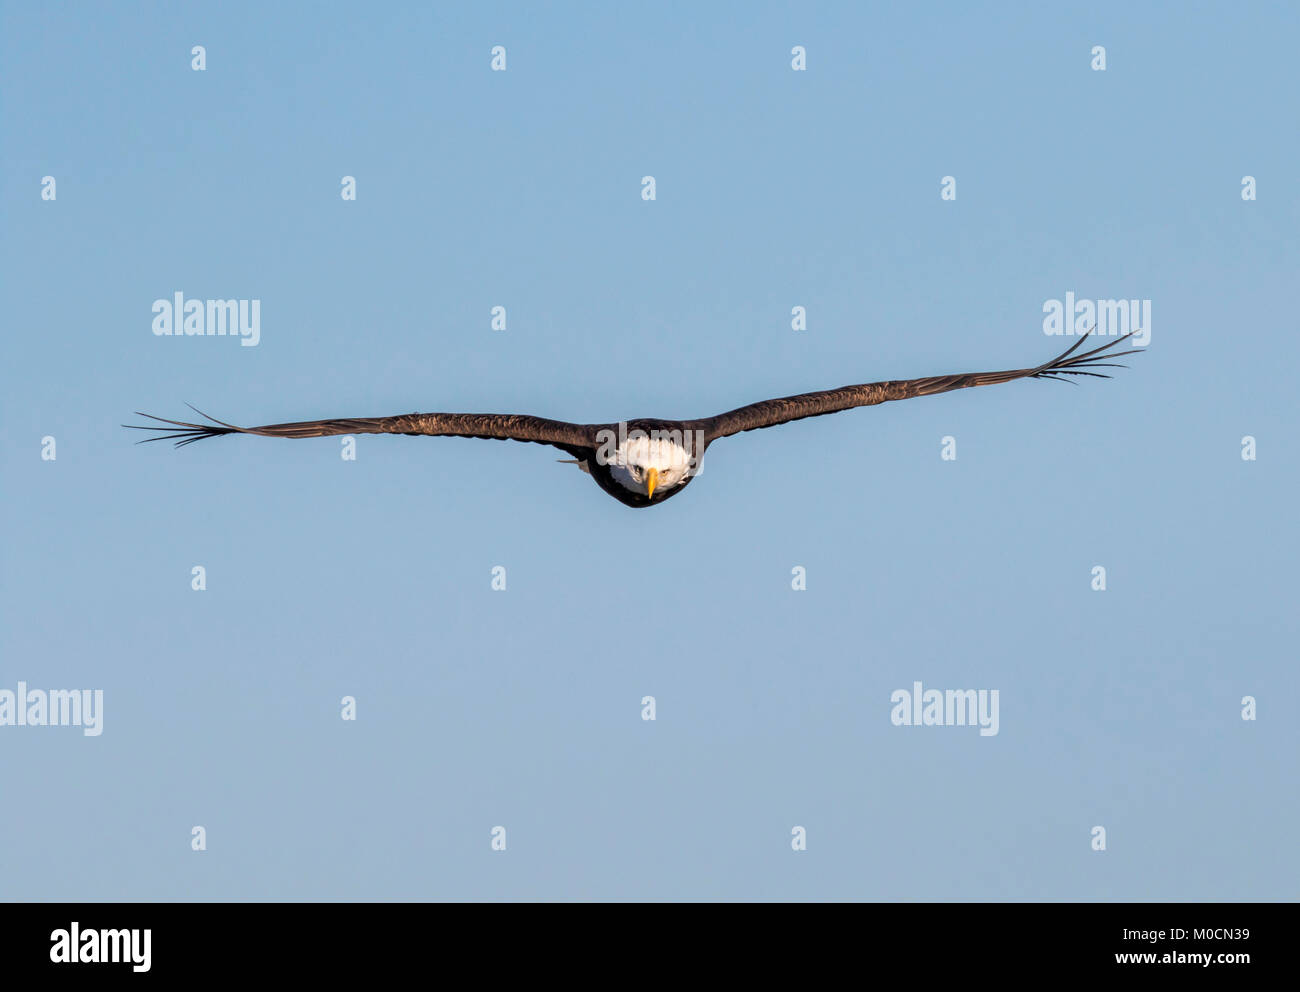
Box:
(608, 435, 694, 498)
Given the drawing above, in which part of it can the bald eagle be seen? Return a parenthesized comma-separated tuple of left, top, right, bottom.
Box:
(127, 332, 1140, 508)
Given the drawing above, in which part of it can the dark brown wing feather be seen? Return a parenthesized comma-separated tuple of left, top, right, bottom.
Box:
(127, 333, 1139, 454)
(125, 408, 596, 451)
(701, 331, 1142, 442)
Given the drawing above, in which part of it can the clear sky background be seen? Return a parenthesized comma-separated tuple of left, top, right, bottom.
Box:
(2, 1, 1296, 901)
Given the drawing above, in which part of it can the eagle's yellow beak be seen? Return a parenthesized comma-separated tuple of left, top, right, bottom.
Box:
(646, 467, 659, 499)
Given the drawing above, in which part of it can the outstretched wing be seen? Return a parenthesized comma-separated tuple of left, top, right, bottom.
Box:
(701, 331, 1142, 442)
(125, 409, 597, 452)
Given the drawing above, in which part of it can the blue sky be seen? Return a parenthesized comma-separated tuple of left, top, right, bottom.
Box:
(2, 1, 1296, 900)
